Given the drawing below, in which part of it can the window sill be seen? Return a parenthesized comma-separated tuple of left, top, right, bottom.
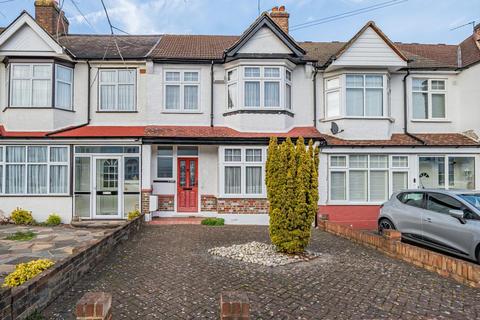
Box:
(96, 110, 138, 113)
(320, 116, 394, 123)
(218, 195, 267, 199)
(223, 109, 294, 117)
(161, 110, 203, 114)
(0, 194, 70, 197)
(153, 179, 175, 183)
(4, 107, 75, 113)
(326, 201, 386, 206)
(410, 119, 451, 123)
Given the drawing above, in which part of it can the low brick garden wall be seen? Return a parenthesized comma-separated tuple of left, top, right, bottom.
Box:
(0, 215, 144, 320)
(318, 220, 480, 288)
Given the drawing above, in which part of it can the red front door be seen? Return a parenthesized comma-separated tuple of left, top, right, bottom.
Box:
(177, 158, 198, 212)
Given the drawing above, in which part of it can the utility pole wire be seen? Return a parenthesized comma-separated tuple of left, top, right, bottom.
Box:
(100, 0, 126, 65)
(69, 0, 97, 31)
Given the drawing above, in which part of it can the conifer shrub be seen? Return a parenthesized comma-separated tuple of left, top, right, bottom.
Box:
(10, 208, 34, 225)
(266, 137, 319, 253)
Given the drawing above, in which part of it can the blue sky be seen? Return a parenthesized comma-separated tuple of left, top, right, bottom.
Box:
(2, 0, 479, 44)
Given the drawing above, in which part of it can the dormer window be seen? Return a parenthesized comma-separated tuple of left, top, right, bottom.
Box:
(226, 66, 292, 111)
(324, 73, 388, 119)
(9, 63, 73, 110)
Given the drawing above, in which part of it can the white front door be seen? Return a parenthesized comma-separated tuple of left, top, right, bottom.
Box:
(93, 156, 122, 219)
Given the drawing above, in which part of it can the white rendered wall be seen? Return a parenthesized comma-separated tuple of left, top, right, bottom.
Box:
(0, 197, 72, 223)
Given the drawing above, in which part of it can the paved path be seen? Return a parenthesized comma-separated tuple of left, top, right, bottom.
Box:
(44, 225, 480, 319)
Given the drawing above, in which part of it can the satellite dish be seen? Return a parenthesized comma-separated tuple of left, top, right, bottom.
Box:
(330, 122, 343, 135)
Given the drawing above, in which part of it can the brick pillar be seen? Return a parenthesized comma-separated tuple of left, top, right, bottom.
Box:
(220, 291, 250, 320)
(141, 189, 152, 214)
(382, 229, 402, 241)
(76, 292, 112, 320)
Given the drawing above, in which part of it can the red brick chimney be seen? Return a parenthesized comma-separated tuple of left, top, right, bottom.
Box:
(269, 5, 289, 34)
(474, 23, 480, 50)
(34, 0, 69, 36)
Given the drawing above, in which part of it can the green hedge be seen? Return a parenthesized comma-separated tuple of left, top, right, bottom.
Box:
(201, 218, 225, 226)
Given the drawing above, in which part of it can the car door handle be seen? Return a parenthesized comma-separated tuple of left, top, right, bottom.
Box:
(423, 218, 432, 223)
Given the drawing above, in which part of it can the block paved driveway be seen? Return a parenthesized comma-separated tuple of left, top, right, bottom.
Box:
(44, 225, 480, 319)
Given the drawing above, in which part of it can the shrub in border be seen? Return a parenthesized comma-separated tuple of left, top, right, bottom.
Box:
(10, 208, 34, 225)
(3, 259, 55, 288)
(127, 210, 141, 221)
(45, 214, 61, 226)
(201, 217, 225, 226)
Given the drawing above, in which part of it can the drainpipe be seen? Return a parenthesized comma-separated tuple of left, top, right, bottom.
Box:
(402, 69, 425, 144)
(210, 60, 214, 127)
(312, 67, 319, 128)
(47, 61, 92, 135)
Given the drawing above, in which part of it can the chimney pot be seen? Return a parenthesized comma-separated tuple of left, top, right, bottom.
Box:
(269, 5, 290, 33)
(34, 0, 69, 36)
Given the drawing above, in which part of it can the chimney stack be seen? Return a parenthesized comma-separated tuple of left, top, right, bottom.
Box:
(474, 23, 480, 50)
(269, 5, 289, 33)
(34, 0, 69, 36)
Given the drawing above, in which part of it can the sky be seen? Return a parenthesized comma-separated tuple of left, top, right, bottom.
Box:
(1, 0, 479, 44)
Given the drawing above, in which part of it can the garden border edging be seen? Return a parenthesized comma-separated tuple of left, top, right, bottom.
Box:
(0, 215, 144, 320)
(317, 220, 480, 288)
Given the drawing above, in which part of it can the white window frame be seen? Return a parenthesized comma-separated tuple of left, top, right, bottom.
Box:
(418, 155, 475, 190)
(226, 66, 292, 111)
(0, 145, 70, 196)
(411, 78, 447, 120)
(328, 154, 410, 204)
(156, 146, 174, 180)
(163, 69, 201, 112)
(219, 146, 266, 198)
(345, 74, 385, 117)
(55, 64, 74, 110)
(98, 68, 137, 112)
(9, 63, 52, 108)
(323, 73, 389, 120)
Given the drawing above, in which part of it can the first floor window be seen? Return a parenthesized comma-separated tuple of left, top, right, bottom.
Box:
(99, 69, 136, 111)
(346, 74, 383, 117)
(325, 77, 340, 118)
(164, 70, 199, 111)
(221, 147, 265, 196)
(55, 65, 74, 110)
(412, 79, 446, 120)
(10, 64, 52, 108)
(329, 154, 409, 203)
(419, 156, 474, 189)
(0, 146, 69, 195)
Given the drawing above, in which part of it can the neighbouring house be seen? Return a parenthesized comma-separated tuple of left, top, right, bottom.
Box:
(0, 1, 479, 228)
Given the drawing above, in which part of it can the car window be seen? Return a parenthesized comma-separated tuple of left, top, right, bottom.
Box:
(399, 192, 424, 209)
(426, 193, 463, 215)
(458, 194, 480, 210)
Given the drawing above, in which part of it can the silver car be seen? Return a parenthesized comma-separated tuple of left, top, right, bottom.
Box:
(378, 189, 480, 263)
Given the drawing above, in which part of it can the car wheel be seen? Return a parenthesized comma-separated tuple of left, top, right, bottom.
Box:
(378, 218, 395, 234)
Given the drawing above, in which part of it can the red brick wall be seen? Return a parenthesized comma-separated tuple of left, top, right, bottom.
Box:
(217, 198, 269, 214)
(141, 189, 152, 214)
(158, 195, 174, 211)
(318, 205, 380, 230)
(201, 195, 217, 212)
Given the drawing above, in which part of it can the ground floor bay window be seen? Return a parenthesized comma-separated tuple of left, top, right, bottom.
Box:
(419, 156, 475, 189)
(74, 146, 140, 219)
(329, 154, 409, 203)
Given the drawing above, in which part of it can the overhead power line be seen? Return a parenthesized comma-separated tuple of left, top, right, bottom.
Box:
(100, 0, 126, 64)
(69, 0, 97, 31)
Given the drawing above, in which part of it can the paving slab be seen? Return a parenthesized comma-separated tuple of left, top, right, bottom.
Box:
(43, 225, 480, 319)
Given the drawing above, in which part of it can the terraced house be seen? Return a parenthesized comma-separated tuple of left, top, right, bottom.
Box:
(0, 1, 479, 228)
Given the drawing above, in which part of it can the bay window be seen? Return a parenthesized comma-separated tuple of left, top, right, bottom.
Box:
(226, 66, 292, 110)
(99, 69, 136, 111)
(55, 65, 73, 110)
(329, 154, 409, 203)
(220, 147, 265, 197)
(412, 79, 446, 120)
(0, 146, 69, 195)
(419, 156, 474, 189)
(164, 70, 200, 111)
(324, 73, 388, 119)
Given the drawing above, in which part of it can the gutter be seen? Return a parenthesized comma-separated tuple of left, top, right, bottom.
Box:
(46, 61, 92, 136)
(312, 66, 319, 128)
(210, 60, 214, 127)
(402, 69, 425, 145)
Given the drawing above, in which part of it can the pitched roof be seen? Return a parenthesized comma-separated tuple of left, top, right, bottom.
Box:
(149, 34, 238, 60)
(320, 133, 480, 147)
(459, 35, 480, 68)
(58, 35, 161, 59)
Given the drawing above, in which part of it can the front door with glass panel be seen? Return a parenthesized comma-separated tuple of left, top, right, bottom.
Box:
(93, 157, 121, 218)
(177, 158, 198, 212)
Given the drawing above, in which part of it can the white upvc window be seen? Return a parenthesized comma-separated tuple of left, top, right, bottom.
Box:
(220, 147, 266, 197)
(412, 78, 446, 120)
(156, 146, 174, 179)
(164, 70, 200, 112)
(99, 69, 136, 111)
(55, 65, 74, 110)
(226, 66, 292, 110)
(418, 155, 475, 190)
(0, 146, 69, 195)
(324, 73, 389, 119)
(10, 63, 52, 108)
(329, 154, 409, 203)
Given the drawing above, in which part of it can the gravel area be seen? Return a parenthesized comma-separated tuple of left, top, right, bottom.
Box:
(208, 241, 323, 266)
(43, 225, 480, 319)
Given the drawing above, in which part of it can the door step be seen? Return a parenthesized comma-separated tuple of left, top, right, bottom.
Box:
(149, 217, 204, 225)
